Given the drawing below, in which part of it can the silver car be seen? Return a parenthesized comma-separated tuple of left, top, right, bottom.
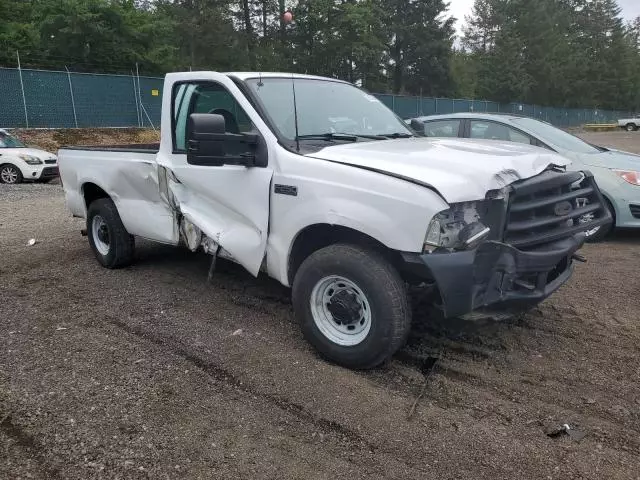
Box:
(408, 113, 640, 241)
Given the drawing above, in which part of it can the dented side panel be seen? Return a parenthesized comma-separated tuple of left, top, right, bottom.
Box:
(163, 163, 273, 277)
(58, 149, 179, 245)
(156, 71, 277, 277)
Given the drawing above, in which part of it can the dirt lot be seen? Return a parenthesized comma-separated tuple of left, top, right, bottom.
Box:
(1, 130, 639, 479)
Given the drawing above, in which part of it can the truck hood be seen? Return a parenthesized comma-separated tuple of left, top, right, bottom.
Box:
(307, 137, 570, 203)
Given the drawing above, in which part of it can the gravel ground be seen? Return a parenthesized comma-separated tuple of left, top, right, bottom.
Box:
(1, 131, 639, 479)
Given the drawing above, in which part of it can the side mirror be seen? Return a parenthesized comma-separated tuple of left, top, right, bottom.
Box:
(410, 119, 425, 135)
(187, 113, 265, 167)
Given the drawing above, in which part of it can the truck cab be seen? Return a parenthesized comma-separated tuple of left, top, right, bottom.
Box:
(58, 72, 611, 369)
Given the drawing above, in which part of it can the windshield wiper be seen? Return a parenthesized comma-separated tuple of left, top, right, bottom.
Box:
(295, 132, 413, 143)
(297, 132, 397, 141)
(380, 132, 414, 139)
(296, 133, 360, 142)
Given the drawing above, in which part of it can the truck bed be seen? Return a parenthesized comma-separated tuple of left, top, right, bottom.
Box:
(61, 143, 160, 153)
(57, 144, 170, 243)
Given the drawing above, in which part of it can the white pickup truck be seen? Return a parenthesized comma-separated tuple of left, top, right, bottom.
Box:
(58, 72, 611, 369)
(618, 116, 640, 132)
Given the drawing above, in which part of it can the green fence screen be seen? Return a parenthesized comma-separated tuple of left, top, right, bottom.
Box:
(0, 67, 632, 129)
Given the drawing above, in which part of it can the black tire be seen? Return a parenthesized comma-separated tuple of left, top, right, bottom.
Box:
(585, 198, 615, 243)
(86, 198, 135, 268)
(626, 123, 637, 132)
(292, 244, 411, 369)
(0, 164, 23, 184)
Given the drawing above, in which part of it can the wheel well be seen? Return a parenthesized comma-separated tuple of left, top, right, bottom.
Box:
(287, 224, 402, 285)
(83, 182, 110, 208)
(601, 194, 616, 225)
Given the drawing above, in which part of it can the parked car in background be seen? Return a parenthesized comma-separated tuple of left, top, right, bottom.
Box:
(408, 113, 640, 241)
(618, 116, 640, 132)
(0, 129, 58, 184)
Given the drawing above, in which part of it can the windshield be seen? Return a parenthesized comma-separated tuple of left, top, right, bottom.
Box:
(511, 118, 599, 154)
(0, 131, 26, 148)
(245, 77, 413, 141)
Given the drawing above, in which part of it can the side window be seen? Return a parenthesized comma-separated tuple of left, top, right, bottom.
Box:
(423, 120, 461, 138)
(508, 128, 532, 144)
(534, 138, 554, 151)
(173, 82, 254, 152)
(470, 120, 531, 145)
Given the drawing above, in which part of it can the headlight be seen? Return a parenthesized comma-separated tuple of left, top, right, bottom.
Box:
(424, 202, 491, 252)
(612, 169, 640, 186)
(18, 154, 42, 165)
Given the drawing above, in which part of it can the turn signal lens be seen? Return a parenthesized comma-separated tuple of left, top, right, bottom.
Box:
(613, 170, 640, 186)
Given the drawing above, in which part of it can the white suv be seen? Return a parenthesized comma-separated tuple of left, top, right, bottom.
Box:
(0, 129, 58, 184)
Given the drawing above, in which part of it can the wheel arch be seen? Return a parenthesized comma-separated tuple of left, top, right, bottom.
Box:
(287, 223, 404, 285)
(0, 162, 22, 183)
(82, 182, 111, 208)
(600, 192, 617, 226)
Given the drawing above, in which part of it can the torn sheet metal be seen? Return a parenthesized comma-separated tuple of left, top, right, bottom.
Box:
(163, 164, 273, 277)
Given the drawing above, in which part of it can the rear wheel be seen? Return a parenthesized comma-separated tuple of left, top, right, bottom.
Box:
(626, 123, 637, 132)
(0, 164, 23, 184)
(292, 244, 411, 369)
(87, 198, 135, 268)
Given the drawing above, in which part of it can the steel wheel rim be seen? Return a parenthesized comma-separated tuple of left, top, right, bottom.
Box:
(627, 125, 635, 132)
(92, 215, 110, 255)
(1, 166, 18, 184)
(310, 275, 372, 346)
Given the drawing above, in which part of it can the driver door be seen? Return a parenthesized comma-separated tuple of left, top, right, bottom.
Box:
(158, 74, 273, 277)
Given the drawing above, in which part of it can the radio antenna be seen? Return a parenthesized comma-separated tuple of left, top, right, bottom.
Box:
(291, 73, 300, 152)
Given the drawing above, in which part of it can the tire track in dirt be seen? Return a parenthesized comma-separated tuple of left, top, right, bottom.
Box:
(105, 316, 377, 453)
(0, 414, 63, 479)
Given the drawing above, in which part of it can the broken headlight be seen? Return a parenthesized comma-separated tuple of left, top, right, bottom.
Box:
(423, 201, 491, 252)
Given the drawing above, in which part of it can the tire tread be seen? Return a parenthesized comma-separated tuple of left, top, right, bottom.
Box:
(87, 198, 135, 268)
(292, 243, 411, 369)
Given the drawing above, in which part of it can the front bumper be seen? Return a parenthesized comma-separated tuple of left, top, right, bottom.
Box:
(401, 234, 586, 319)
(19, 163, 59, 180)
(38, 165, 59, 179)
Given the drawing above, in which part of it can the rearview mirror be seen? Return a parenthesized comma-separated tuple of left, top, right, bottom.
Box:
(187, 113, 265, 167)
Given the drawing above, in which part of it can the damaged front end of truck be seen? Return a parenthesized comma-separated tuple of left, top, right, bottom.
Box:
(400, 168, 612, 320)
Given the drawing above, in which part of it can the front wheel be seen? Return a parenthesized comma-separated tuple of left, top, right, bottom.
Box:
(292, 244, 411, 369)
(0, 164, 23, 184)
(87, 198, 135, 268)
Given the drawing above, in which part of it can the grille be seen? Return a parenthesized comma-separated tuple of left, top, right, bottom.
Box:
(504, 170, 608, 250)
(45, 159, 57, 164)
(41, 167, 59, 177)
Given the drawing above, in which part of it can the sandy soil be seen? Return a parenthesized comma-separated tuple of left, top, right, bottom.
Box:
(1, 130, 639, 479)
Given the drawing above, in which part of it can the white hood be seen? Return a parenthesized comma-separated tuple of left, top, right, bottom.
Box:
(308, 137, 570, 203)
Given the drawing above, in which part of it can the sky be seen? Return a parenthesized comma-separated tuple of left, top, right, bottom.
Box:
(448, 0, 640, 36)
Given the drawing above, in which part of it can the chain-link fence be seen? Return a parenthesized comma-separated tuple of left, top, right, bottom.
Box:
(0, 67, 162, 129)
(0, 66, 632, 129)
